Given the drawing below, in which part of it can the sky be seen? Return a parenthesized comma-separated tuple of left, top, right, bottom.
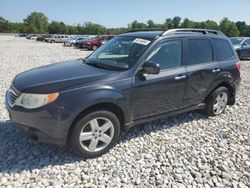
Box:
(1, 0, 250, 28)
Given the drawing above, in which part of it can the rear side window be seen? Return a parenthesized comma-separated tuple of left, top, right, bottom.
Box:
(187, 39, 213, 65)
(211, 38, 234, 61)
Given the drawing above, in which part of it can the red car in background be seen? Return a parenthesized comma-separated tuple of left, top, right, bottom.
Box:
(81, 35, 115, 50)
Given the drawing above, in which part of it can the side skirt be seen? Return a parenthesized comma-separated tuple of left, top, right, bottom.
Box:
(124, 103, 205, 131)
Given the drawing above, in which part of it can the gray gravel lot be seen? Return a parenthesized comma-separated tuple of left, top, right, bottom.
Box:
(0, 36, 249, 188)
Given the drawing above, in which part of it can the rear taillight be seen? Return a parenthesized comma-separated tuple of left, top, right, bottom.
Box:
(236, 61, 241, 71)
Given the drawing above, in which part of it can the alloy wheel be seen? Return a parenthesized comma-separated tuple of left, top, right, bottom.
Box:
(213, 91, 228, 115)
(79, 117, 114, 152)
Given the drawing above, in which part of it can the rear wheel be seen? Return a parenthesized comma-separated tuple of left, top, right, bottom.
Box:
(51, 40, 55, 43)
(204, 87, 229, 116)
(68, 110, 120, 158)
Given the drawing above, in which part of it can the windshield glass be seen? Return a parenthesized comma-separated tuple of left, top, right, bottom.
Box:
(86, 36, 152, 71)
(230, 38, 243, 45)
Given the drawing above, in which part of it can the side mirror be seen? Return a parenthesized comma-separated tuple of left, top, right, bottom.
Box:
(139, 61, 160, 75)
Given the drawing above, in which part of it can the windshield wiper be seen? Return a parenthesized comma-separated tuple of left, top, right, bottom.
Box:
(85, 60, 111, 70)
(77, 58, 86, 63)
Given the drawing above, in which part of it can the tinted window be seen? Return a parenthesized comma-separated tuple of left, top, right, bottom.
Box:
(146, 40, 182, 70)
(187, 39, 213, 65)
(211, 38, 234, 61)
(244, 39, 250, 45)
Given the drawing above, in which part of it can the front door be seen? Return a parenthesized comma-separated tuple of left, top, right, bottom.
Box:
(130, 39, 187, 120)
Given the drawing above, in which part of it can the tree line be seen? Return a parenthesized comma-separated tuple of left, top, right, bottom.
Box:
(0, 12, 250, 37)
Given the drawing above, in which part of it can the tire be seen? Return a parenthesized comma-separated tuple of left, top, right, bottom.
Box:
(51, 40, 55, 43)
(92, 45, 98, 51)
(204, 87, 229, 116)
(68, 110, 120, 158)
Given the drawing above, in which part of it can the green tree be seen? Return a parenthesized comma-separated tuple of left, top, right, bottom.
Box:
(235, 21, 247, 36)
(171, 16, 181, 28)
(180, 18, 195, 28)
(147, 20, 155, 28)
(204, 20, 218, 30)
(48, 21, 68, 34)
(0, 17, 11, 32)
(165, 18, 172, 29)
(83, 22, 106, 34)
(23, 12, 48, 33)
(130, 20, 147, 29)
(219, 17, 239, 37)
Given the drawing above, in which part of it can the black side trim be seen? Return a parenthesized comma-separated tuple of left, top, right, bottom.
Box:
(124, 103, 205, 131)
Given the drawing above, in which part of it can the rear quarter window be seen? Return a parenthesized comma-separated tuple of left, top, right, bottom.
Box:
(211, 38, 234, 61)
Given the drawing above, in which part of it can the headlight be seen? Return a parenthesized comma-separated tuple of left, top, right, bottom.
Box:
(15, 92, 59, 109)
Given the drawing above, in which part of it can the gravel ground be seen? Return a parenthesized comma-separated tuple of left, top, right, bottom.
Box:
(0, 36, 249, 188)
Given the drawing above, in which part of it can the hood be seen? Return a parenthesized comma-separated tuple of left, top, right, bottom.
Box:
(13, 60, 118, 93)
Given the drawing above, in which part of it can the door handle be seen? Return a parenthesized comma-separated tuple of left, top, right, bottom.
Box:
(212, 68, 221, 73)
(175, 75, 186, 80)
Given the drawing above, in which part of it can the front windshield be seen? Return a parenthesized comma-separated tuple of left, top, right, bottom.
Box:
(230, 38, 243, 45)
(86, 36, 152, 71)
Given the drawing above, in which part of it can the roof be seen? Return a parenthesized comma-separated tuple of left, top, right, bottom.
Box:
(119, 31, 162, 39)
(119, 29, 227, 40)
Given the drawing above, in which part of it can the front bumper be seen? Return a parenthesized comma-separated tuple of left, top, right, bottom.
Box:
(5, 91, 68, 145)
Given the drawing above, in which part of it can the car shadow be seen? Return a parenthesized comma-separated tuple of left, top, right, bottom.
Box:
(0, 111, 207, 174)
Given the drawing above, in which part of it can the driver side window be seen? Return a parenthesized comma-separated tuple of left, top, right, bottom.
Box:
(146, 40, 182, 70)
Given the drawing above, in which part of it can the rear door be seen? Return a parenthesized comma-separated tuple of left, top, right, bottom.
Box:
(211, 38, 239, 82)
(184, 38, 221, 106)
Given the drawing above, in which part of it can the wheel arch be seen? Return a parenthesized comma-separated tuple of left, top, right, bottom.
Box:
(67, 102, 126, 141)
(205, 81, 236, 105)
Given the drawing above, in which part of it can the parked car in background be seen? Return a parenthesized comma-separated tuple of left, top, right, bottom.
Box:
(45, 35, 70, 43)
(64, 36, 89, 47)
(230, 37, 250, 59)
(26, 34, 36, 39)
(16, 33, 28, 37)
(74, 36, 97, 48)
(81, 35, 115, 50)
(30, 35, 41, 40)
(6, 29, 241, 158)
(36, 35, 52, 42)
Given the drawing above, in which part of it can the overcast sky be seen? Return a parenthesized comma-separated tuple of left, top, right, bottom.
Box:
(1, 0, 250, 27)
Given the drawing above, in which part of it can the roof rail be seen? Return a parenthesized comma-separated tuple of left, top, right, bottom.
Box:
(161, 28, 225, 36)
(124, 28, 165, 33)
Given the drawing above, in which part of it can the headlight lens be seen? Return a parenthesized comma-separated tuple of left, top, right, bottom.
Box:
(15, 92, 59, 109)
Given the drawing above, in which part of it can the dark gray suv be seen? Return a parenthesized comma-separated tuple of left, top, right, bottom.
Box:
(6, 29, 241, 157)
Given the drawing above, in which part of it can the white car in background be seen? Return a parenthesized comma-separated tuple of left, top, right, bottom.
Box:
(63, 36, 89, 47)
(45, 35, 70, 43)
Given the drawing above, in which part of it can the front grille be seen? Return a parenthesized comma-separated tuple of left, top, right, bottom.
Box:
(7, 85, 21, 107)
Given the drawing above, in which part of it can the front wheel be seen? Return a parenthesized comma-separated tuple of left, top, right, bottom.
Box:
(204, 87, 229, 116)
(68, 110, 120, 158)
